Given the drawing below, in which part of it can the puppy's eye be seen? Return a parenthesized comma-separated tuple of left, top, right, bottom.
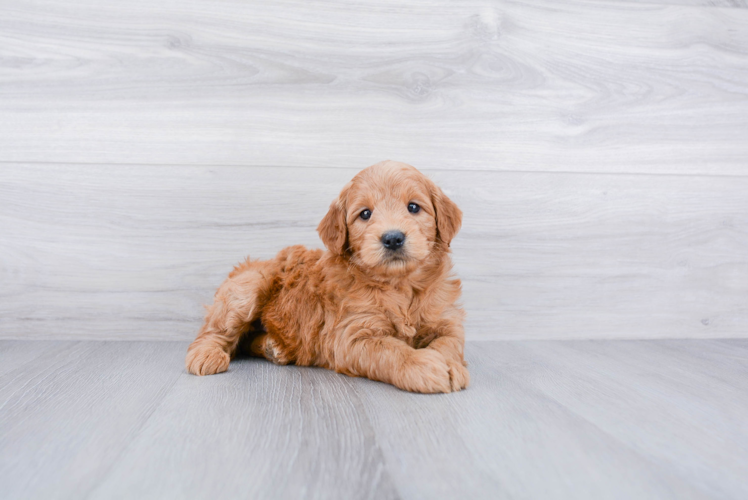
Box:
(359, 209, 372, 221)
(407, 203, 420, 214)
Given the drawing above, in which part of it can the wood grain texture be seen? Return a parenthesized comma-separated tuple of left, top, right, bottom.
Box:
(480, 340, 748, 499)
(0, 341, 184, 500)
(87, 348, 398, 500)
(1, 164, 747, 341)
(358, 342, 720, 500)
(1, 340, 747, 499)
(622, 0, 747, 7)
(0, 340, 68, 377)
(1, 0, 747, 174)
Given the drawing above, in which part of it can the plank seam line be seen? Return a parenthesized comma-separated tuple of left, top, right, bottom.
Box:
(81, 366, 185, 499)
(2, 161, 748, 180)
(470, 346, 716, 497)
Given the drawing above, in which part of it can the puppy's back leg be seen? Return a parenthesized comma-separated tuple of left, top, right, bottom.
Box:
(186, 259, 275, 376)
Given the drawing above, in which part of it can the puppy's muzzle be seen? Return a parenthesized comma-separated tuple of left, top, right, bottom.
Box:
(381, 230, 406, 251)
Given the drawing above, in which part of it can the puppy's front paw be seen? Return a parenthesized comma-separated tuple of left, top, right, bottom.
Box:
(186, 344, 230, 376)
(396, 349, 451, 394)
(446, 359, 470, 392)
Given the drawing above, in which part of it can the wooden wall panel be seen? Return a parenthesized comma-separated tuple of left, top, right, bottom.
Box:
(1, 0, 747, 174)
(1, 164, 746, 340)
(2, 0, 747, 340)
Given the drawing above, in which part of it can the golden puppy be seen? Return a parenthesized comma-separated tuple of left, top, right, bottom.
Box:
(185, 160, 468, 393)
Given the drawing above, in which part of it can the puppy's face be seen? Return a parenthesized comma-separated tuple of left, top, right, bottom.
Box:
(318, 161, 462, 276)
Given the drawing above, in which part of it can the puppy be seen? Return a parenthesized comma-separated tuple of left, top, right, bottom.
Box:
(185, 160, 468, 393)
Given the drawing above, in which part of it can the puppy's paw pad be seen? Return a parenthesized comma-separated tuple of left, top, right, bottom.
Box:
(186, 345, 230, 376)
(447, 360, 470, 391)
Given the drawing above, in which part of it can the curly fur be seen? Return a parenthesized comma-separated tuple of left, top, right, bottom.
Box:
(186, 160, 468, 393)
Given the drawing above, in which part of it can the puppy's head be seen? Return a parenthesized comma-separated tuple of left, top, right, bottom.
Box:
(317, 160, 461, 275)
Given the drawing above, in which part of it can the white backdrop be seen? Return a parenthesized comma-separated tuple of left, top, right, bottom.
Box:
(1, 0, 747, 340)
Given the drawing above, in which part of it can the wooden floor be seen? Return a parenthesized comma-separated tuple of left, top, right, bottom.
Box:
(1, 339, 747, 500)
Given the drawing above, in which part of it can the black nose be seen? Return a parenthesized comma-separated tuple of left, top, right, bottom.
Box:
(381, 230, 406, 250)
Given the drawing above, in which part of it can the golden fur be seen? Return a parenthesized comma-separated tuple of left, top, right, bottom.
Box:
(185, 160, 468, 393)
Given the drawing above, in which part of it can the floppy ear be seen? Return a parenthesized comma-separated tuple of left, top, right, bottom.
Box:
(317, 182, 352, 255)
(430, 181, 462, 246)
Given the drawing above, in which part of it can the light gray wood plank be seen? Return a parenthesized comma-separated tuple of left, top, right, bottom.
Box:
(0, 340, 69, 378)
(485, 339, 748, 499)
(4, 340, 746, 499)
(87, 354, 398, 500)
(0, 0, 747, 174)
(0, 341, 184, 500)
(353, 342, 714, 500)
(2, 164, 747, 341)
(618, 0, 747, 7)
